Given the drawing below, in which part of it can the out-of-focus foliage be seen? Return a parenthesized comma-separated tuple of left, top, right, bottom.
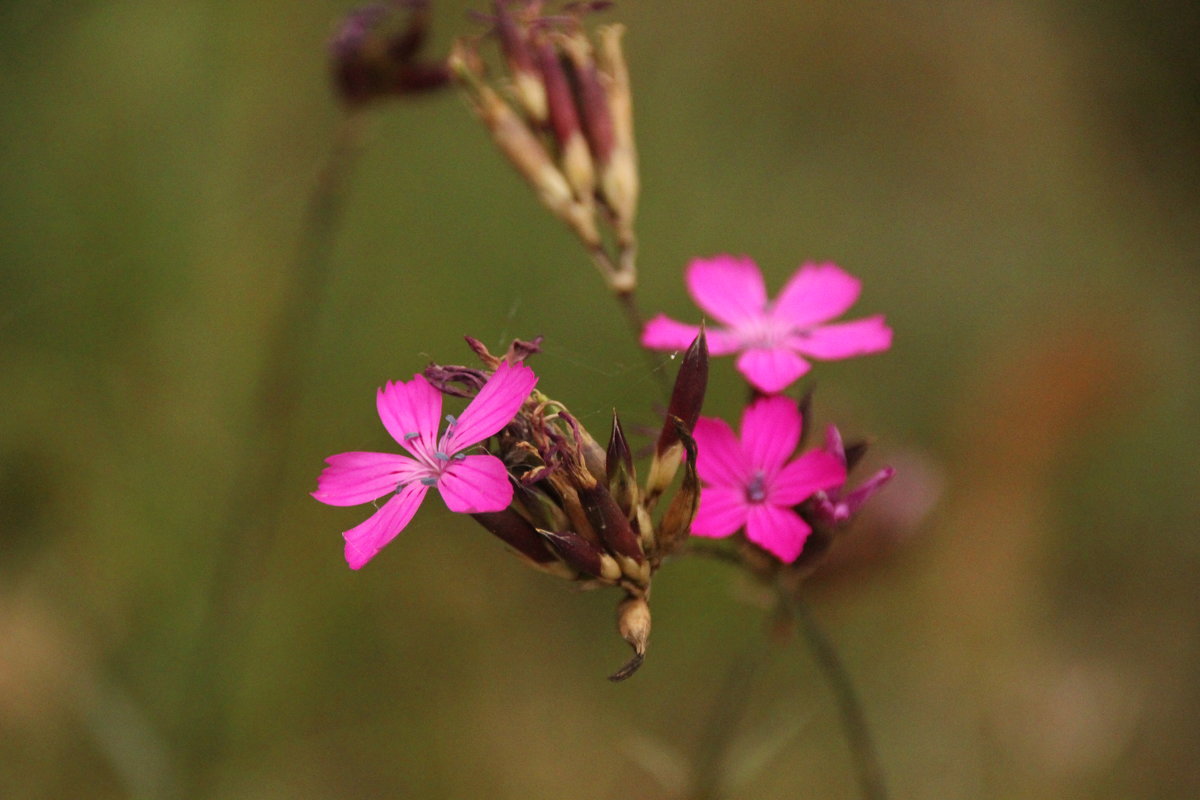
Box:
(1, 1, 1198, 798)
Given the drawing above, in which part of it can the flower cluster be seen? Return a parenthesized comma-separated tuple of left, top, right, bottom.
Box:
(315, 335, 710, 679)
(641, 253, 895, 568)
(316, 1, 896, 677)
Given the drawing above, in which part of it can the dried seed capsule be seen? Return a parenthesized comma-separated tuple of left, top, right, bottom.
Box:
(609, 594, 651, 682)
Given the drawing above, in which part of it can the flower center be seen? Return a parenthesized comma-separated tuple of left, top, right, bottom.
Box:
(736, 315, 794, 349)
(745, 471, 768, 504)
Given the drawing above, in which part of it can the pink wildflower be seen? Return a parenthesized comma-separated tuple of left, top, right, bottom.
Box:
(642, 255, 892, 394)
(811, 424, 895, 526)
(313, 362, 537, 569)
(691, 395, 846, 563)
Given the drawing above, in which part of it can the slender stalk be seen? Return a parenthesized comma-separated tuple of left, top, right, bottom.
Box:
(685, 542, 888, 800)
(586, 244, 671, 393)
(687, 645, 766, 800)
(184, 110, 368, 788)
(791, 596, 888, 800)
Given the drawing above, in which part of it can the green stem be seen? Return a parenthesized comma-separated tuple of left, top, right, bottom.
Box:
(687, 645, 766, 800)
(791, 595, 888, 800)
(586, 244, 670, 394)
(685, 542, 888, 800)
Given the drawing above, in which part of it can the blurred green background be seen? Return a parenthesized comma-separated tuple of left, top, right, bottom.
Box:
(3, 1, 1199, 797)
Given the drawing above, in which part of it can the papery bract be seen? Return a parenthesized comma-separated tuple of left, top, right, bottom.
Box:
(643, 255, 892, 394)
(690, 395, 845, 563)
(313, 362, 537, 569)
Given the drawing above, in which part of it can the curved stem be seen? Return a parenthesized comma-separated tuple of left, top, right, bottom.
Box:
(685, 543, 888, 800)
(791, 595, 888, 800)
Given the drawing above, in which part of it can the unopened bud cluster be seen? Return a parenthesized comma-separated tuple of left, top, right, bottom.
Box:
(424, 331, 708, 680)
(449, 2, 639, 294)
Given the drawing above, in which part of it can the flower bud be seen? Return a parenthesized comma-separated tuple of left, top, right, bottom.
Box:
(560, 31, 615, 168)
(535, 35, 596, 205)
(537, 529, 621, 582)
(578, 484, 646, 571)
(646, 328, 709, 502)
(471, 508, 556, 564)
(605, 410, 638, 516)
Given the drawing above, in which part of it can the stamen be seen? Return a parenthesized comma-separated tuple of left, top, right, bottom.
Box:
(404, 432, 420, 440)
(434, 451, 450, 461)
(419, 476, 439, 487)
(745, 471, 767, 504)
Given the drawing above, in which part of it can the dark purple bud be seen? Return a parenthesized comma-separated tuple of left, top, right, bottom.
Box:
(536, 38, 582, 148)
(537, 529, 619, 580)
(655, 328, 708, 456)
(562, 36, 615, 165)
(578, 483, 644, 564)
(471, 509, 556, 563)
(605, 410, 637, 516)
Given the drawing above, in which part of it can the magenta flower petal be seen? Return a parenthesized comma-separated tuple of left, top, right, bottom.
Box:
(735, 347, 811, 394)
(642, 315, 702, 350)
(791, 315, 893, 360)
(315, 361, 539, 568)
(642, 315, 741, 355)
(690, 395, 845, 563)
(342, 483, 428, 569)
(437, 454, 513, 513)
(685, 255, 767, 327)
(739, 395, 802, 476)
(772, 262, 862, 327)
(693, 417, 751, 487)
(768, 450, 846, 506)
(312, 451, 425, 507)
(377, 375, 443, 458)
(745, 504, 811, 563)
(690, 486, 750, 538)
(645, 256, 890, 395)
(440, 362, 537, 453)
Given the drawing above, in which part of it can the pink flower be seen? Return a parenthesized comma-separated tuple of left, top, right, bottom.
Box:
(691, 395, 846, 563)
(313, 362, 537, 569)
(811, 424, 895, 526)
(642, 255, 892, 394)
